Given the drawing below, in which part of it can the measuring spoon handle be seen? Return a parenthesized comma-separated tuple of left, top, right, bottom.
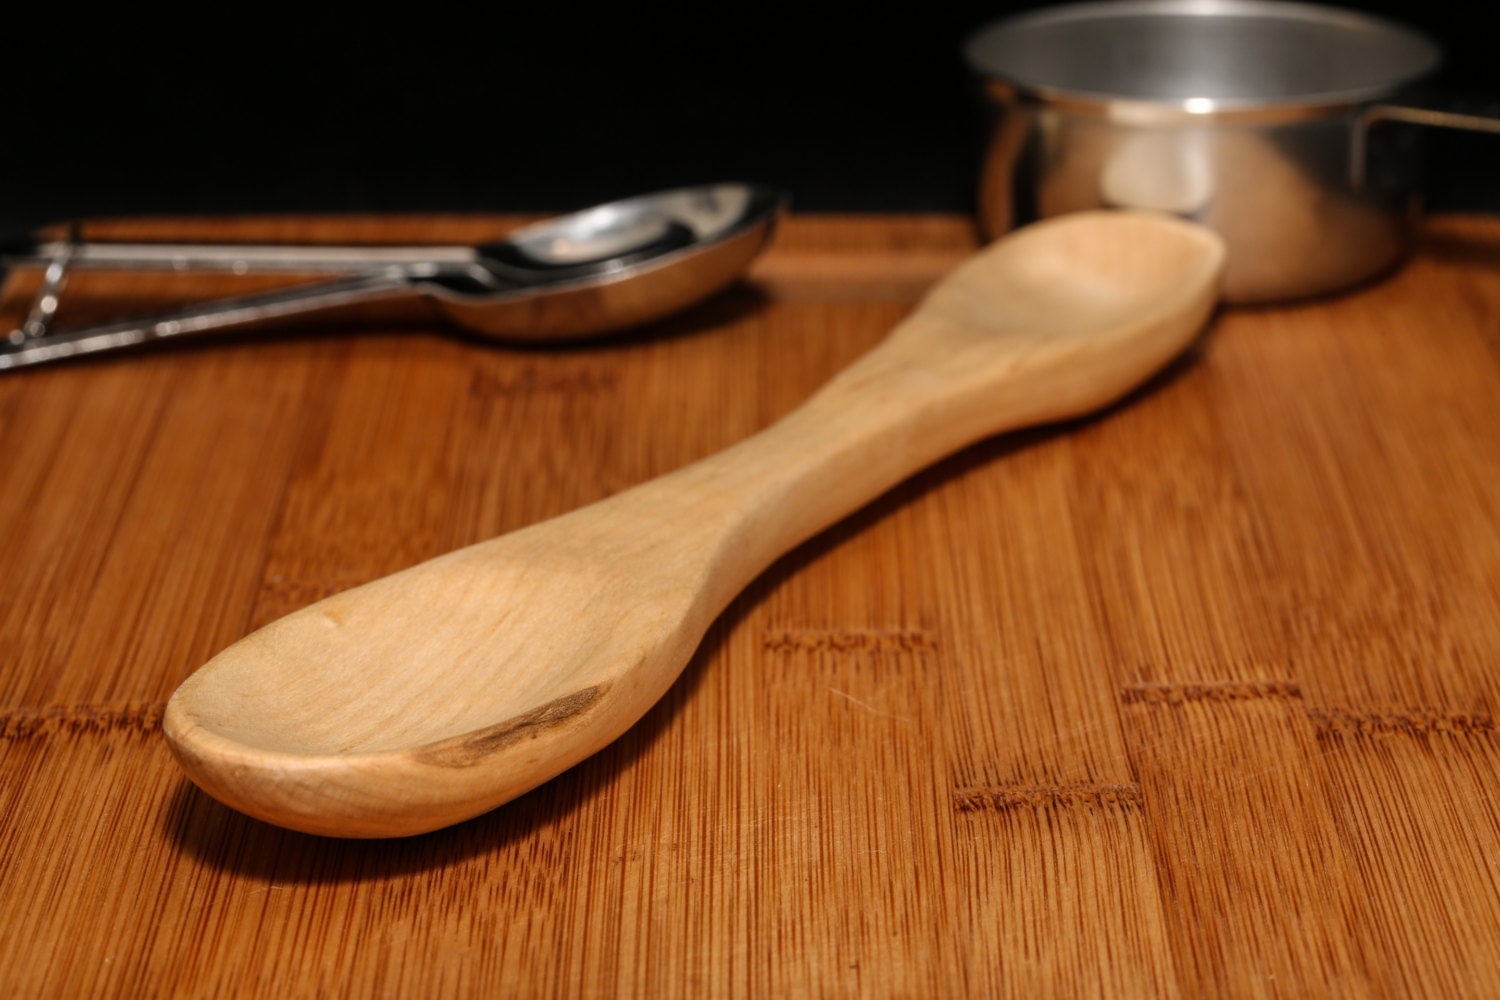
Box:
(0, 270, 421, 371)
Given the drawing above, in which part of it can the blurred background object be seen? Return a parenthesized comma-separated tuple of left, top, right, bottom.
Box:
(7, 3, 1497, 230)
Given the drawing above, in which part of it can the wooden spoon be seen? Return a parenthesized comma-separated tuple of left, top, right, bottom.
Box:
(164, 211, 1225, 838)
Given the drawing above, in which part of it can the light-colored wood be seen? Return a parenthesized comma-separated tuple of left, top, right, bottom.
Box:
(6, 211, 1500, 997)
(162, 211, 1226, 837)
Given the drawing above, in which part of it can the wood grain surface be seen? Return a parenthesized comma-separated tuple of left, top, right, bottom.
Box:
(3, 212, 1500, 997)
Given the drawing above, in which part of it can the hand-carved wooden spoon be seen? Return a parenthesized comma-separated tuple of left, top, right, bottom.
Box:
(164, 211, 1225, 838)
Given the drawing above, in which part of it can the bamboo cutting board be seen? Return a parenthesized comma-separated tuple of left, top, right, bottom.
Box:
(3, 212, 1500, 997)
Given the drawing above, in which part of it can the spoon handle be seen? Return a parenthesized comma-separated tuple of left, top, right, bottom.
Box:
(1, 234, 482, 272)
(608, 337, 1003, 611)
(684, 292, 1212, 571)
(0, 270, 418, 371)
(567, 290, 1208, 665)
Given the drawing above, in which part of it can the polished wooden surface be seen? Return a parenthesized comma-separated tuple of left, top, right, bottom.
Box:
(3, 212, 1500, 996)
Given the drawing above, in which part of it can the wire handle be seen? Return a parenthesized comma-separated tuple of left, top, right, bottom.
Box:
(0, 269, 418, 371)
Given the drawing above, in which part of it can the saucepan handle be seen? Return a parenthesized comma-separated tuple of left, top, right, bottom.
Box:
(1353, 93, 1500, 188)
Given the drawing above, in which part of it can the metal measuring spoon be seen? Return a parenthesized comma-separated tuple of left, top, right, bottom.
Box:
(0, 183, 787, 370)
(164, 211, 1225, 838)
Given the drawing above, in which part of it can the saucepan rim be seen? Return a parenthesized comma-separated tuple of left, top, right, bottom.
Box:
(964, 0, 1444, 118)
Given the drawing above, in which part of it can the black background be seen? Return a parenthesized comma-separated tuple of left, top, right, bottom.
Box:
(8, 2, 1498, 231)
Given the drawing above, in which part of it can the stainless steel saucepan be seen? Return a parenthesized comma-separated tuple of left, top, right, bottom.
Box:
(965, 0, 1500, 302)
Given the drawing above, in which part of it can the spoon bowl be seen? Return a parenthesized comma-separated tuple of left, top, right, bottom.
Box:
(164, 210, 1225, 837)
(430, 184, 786, 341)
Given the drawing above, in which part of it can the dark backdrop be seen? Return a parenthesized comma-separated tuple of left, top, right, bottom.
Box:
(8, 2, 1498, 230)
